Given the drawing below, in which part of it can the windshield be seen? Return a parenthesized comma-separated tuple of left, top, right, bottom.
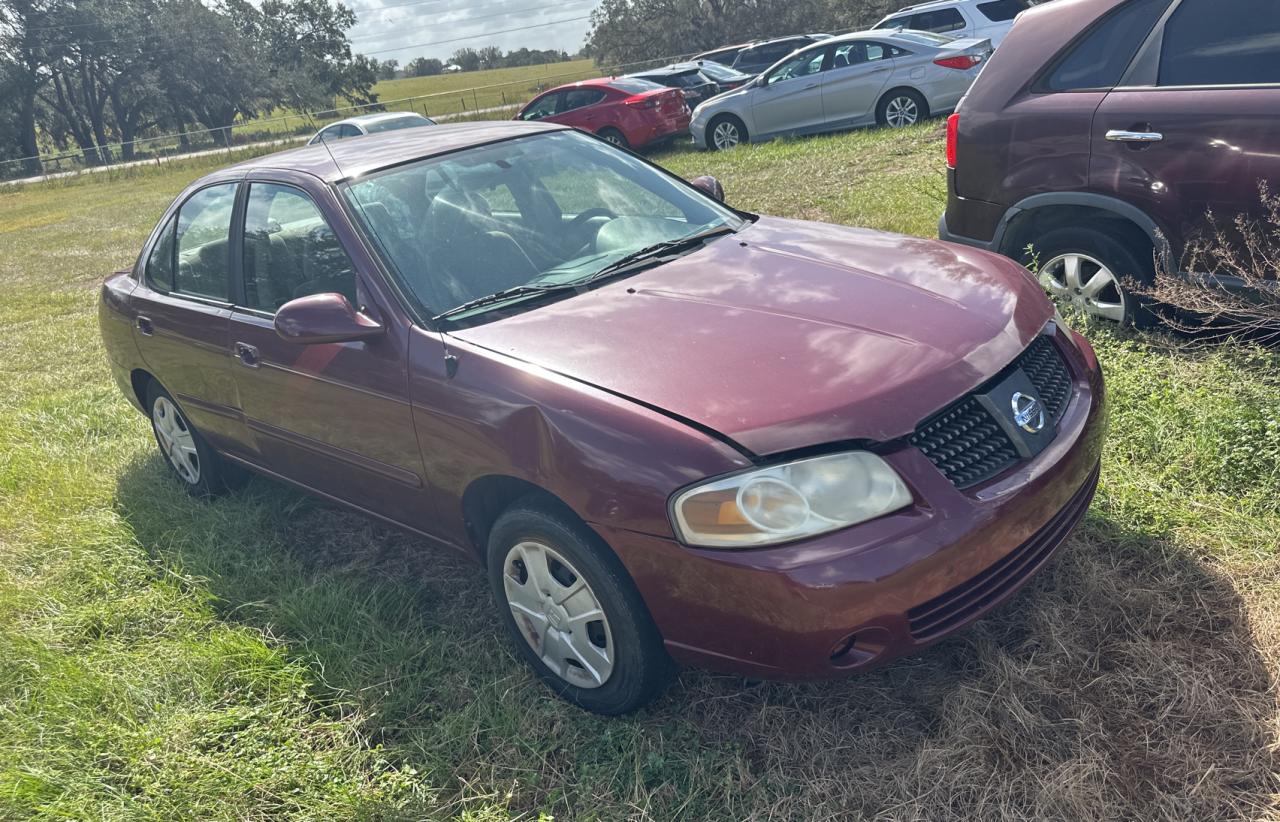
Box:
(341, 130, 745, 322)
(696, 61, 746, 81)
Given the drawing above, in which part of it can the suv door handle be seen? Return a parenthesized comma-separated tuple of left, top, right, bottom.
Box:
(135, 316, 154, 336)
(1105, 129, 1163, 143)
(234, 341, 260, 368)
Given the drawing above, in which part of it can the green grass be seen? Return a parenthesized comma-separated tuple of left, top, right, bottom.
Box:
(1, 125, 1277, 820)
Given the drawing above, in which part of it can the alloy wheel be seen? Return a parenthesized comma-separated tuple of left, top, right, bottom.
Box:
(712, 120, 741, 150)
(152, 396, 200, 484)
(1039, 252, 1128, 323)
(502, 540, 614, 689)
(885, 96, 919, 128)
(602, 132, 624, 146)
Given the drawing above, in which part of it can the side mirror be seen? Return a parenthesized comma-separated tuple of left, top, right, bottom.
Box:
(689, 175, 725, 202)
(274, 293, 384, 345)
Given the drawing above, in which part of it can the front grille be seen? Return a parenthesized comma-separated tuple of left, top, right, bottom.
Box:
(909, 334, 1074, 489)
(906, 462, 1099, 641)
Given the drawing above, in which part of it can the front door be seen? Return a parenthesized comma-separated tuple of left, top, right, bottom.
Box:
(128, 181, 241, 453)
(820, 41, 896, 128)
(1091, 0, 1280, 267)
(226, 175, 432, 529)
(752, 45, 830, 137)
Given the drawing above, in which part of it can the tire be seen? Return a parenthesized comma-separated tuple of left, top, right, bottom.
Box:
(597, 127, 630, 150)
(876, 88, 928, 128)
(706, 114, 747, 151)
(1024, 225, 1156, 327)
(487, 501, 674, 714)
(146, 380, 245, 497)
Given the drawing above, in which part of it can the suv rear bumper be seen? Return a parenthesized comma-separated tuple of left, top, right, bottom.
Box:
(939, 212, 997, 251)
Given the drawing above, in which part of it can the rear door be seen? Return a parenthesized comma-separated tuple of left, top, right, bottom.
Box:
(128, 181, 242, 452)
(820, 41, 896, 128)
(226, 172, 432, 528)
(752, 44, 831, 137)
(555, 87, 610, 132)
(1091, 0, 1280, 262)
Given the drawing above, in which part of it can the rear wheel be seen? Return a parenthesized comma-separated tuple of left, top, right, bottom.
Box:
(487, 501, 674, 714)
(146, 380, 244, 496)
(876, 89, 927, 128)
(707, 114, 747, 150)
(597, 127, 629, 149)
(1027, 225, 1155, 327)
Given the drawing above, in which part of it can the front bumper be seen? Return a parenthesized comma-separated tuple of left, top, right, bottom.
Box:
(598, 329, 1106, 679)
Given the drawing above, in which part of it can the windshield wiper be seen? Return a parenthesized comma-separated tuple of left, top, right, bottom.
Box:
(573, 223, 738, 285)
(432, 282, 582, 322)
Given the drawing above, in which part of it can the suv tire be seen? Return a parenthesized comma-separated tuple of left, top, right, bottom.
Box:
(1025, 225, 1155, 327)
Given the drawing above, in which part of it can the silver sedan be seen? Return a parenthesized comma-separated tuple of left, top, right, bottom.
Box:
(690, 29, 991, 150)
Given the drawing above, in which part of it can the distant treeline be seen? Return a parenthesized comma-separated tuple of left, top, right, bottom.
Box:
(377, 47, 574, 80)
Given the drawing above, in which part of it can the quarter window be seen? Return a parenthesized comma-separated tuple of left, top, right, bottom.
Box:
(241, 184, 358, 312)
(1158, 0, 1280, 86)
(1043, 0, 1172, 91)
(174, 183, 236, 300)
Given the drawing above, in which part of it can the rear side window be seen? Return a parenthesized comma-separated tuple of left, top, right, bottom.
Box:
(910, 8, 967, 33)
(174, 184, 236, 300)
(976, 0, 1028, 22)
(561, 88, 607, 111)
(1043, 0, 1172, 91)
(1158, 0, 1280, 86)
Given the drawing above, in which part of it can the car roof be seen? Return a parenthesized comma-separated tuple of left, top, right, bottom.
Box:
(741, 33, 829, 49)
(324, 111, 430, 129)
(227, 121, 568, 184)
(882, 0, 972, 14)
(539, 76, 626, 94)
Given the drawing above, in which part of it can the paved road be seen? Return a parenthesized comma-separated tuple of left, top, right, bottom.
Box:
(2, 106, 513, 187)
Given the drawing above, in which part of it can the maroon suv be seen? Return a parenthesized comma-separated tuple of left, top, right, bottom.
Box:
(100, 122, 1104, 713)
(940, 0, 1280, 325)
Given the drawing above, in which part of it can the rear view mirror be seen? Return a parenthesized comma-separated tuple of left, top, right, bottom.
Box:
(690, 175, 726, 202)
(274, 293, 384, 345)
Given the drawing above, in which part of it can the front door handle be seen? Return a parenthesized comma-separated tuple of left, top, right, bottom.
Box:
(803, 82, 819, 90)
(135, 316, 154, 336)
(234, 341, 260, 368)
(1105, 129, 1163, 143)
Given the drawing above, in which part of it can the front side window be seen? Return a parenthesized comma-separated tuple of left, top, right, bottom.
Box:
(241, 184, 358, 313)
(146, 217, 176, 290)
(875, 14, 911, 29)
(1158, 0, 1280, 86)
(767, 48, 828, 83)
(174, 183, 236, 300)
(1043, 0, 1172, 91)
(342, 130, 745, 322)
(522, 93, 560, 120)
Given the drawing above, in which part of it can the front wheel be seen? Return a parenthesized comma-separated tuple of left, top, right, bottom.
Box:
(487, 502, 673, 714)
(707, 114, 747, 151)
(876, 89, 927, 128)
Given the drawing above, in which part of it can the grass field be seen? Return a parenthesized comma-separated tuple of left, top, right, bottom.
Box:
(1, 125, 1277, 820)
(232, 59, 598, 141)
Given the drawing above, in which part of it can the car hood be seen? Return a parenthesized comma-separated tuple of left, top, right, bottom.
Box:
(453, 218, 1053, 456)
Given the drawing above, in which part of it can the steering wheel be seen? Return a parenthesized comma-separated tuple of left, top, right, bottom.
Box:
(564, 207, 619, 255)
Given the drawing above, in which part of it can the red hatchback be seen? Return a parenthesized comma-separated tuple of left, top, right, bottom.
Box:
(100, 123, 1104, 714)
(515, 77, 691, 150)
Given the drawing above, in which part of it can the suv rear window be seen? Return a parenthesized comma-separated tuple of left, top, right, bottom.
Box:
(1158, 0, 1280, 86)
(909, 8, 967, 33)
(1043, 0, 1172, 91)
(976, 0, 1028, 22)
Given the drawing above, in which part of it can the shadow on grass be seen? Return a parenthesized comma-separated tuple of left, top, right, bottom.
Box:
(114, 457, 1279, 820)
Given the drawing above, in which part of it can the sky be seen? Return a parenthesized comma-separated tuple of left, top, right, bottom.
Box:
(342, 0, 602, 63)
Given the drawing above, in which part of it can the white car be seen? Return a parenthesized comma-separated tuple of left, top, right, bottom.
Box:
(873, 0, 1028, 47)
(307, 112, 436, 145)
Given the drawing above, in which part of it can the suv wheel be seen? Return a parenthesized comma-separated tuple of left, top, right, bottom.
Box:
(487, 502, 674, 714)
(1028, 226, 1155, 327)
(877, 89, 927, 128)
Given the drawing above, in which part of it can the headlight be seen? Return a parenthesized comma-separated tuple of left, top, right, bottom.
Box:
(670, 451, 913, 548)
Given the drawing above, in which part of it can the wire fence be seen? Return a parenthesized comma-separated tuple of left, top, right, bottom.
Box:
(0, 51, 696, 184)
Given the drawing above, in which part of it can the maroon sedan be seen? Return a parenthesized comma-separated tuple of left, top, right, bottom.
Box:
(515, 77, 690, 150)
(99, 122, 1105, 714)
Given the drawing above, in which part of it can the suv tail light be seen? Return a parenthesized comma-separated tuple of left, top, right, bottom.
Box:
(934, 54, 983, 70)
(946, 113, 959, 169)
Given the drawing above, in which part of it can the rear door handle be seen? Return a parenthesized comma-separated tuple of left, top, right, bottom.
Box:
(1105, 129, 1163, 143)
(234, 341, 260, 368)
(135, 316, 154, 336)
